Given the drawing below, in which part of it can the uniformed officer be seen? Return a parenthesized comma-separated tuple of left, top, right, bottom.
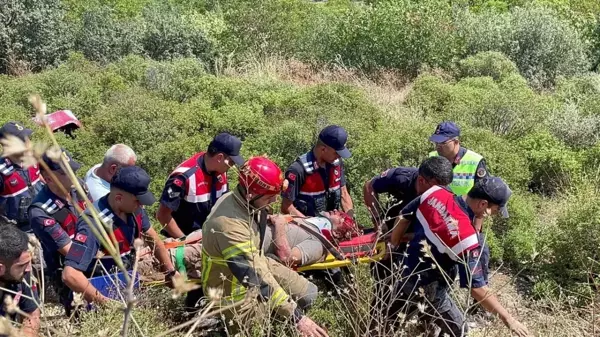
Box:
(387, 177, 529, 337)
(0, 121, 43, 232)
(62, 166, 177, 304)
(281, 125, 354, 218)
(202, 156, 327, 337)
(0, 222, 41, 337)
(157, 132, 244, 239)
(365, 157, 454, 331)
(428, 121, 489, 231)
(363, 156, 454, 232)
(28, 148, 86, 315)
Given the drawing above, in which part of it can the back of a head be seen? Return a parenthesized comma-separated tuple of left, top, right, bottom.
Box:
(103, 144, 136, 167)
(419, 156, 453, 186)
(0, 223, 29, 264)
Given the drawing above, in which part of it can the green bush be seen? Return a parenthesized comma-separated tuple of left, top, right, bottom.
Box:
(456, 51, 519, 82)
(458, 6, 590, 88)
(75, 6, 144, 64)
(0, 0, 74, 74)
(518, 131, 583, 195)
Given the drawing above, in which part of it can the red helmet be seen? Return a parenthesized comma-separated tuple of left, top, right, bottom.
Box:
(239, 156, 287, 196)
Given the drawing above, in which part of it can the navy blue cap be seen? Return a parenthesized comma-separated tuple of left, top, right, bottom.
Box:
(318, 125, 351, 159)
(0, 121, 33, 142)
(41, 148, 81, 173)
(429, 121, 460, 143)
(468, 176, 512, 218)
(111, 166, 155, 206)
(208, 133, 244, 166)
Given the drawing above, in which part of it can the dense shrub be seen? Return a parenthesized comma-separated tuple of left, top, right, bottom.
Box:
(0, 0, 73, 74)
(457, 6, 590, 88)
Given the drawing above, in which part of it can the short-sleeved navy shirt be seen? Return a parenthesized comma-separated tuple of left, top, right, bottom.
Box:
(370, 167, 419, 221)
(160, 154, 228, 235)
(0, 272, 39, 320)
(282, 153, 347, 204)
(29, 186, 75, 271)
(399, 192, 489, 288)
(64, 195, 151, 275)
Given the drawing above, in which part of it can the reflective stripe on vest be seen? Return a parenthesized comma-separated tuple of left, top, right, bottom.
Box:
(33, 196, 85, 238)
(0, 161, 41, 197)
(428, 150, 483, 196)
(91, 206, 143, 257)
(296, 153, 342, 214)
(416, 186, 479, 260)
(170, 152, 228, 204)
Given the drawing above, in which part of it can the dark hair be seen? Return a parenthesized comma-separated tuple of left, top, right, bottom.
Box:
(0, 223, 29, 263)
(418, 156, 453, 186)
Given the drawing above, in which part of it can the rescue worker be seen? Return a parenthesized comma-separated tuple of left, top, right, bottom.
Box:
(363, 157, 454, 232)
(84, 144, 137, 201)
(28, 148, 87, 315)
(262, 210, 361, 267)
(0, 222, 41, 337)
(202, 156, 328, 337)
(0, 121, 43, 232)
(157, 132, 244, 239)
(365, 157, 454, 331)
(281, 125, 354, 218)
(62, 166, 178, 304)
(387, 177, 529, 337)
(428, 121, 488, 231)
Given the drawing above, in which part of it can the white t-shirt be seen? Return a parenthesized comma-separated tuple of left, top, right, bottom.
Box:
(84, 164, 110, 201)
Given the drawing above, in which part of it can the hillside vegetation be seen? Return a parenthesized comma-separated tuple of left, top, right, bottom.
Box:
(2, 0, 600, 336)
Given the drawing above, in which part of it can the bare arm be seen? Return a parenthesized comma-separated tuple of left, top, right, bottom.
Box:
(471, 287, 530, 337)
(143, 228, 174, 273)
(340, 185, 353, 214)
(390, 217, 411, 246)
(281, 198, 305, 217)
(58, 242, 72, 256)
(62, 266, 109, 304)
(268, 215, 296, 266)
(156, 204, 185, 238)
(363, 179, 382, 227)
(473, 216, 484, 232)
(21, 308, 40, 337)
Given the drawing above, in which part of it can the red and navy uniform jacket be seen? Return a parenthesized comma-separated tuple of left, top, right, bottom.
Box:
(64, 195, 151, 276)
(160, 152, 228, 235)
(399, 185, 488, 288)
(0, 272, 39, 320)
(282, 151, 346, 217)
(0, 158, 43, 226)
(29, 185, 87, 271)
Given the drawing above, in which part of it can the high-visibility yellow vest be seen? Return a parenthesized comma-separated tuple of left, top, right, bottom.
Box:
(429, 149, 483, 196)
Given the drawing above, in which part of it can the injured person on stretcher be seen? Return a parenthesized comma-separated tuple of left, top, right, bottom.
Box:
(137, 210, 362, 281)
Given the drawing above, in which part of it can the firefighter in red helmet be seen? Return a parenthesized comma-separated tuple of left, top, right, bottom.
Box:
(201, 156, 328, 337)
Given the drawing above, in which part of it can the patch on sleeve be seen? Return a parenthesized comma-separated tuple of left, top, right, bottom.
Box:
(75, 233, 87, 243)
(66, 242, 87, 263)
(476, 168, 487, 178)
(380, 169, 390, 177)
(168, 187, 180, 198)
(173, 178, 184, 187)
(287, 172, 296, 182)
(43, 218, 56, 227)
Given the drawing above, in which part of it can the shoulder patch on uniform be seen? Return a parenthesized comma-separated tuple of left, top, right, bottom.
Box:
(476, 168, 487, 178)
(67, 242, 87, 263)
(217, 175, 224, 183)
(173, 178, 184, 187)
(75, 233, 87, 243)
(168, 187, 180, 198)
(287, 172, 296, 182)
(380, 169, 390, 177)
(43, 218, 56, 227)
(471, 249, 480, 258)
(9, 178, 18, 186)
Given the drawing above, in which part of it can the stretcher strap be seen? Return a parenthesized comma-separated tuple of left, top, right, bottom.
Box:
(175, 245, 186, 275)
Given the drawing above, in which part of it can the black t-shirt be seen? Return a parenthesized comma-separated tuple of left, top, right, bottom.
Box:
(0, 272, 39, 321)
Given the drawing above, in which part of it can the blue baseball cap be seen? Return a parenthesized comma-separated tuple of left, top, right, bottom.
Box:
(0, 121, 33, 142)
(111, 166, 156, 206)
(468, 176, 512, 218)
(429, 121, 460, 143)
(41, 148, 81, 173)
(318, 125, 351, 159)
(208, 132, 244, 166)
